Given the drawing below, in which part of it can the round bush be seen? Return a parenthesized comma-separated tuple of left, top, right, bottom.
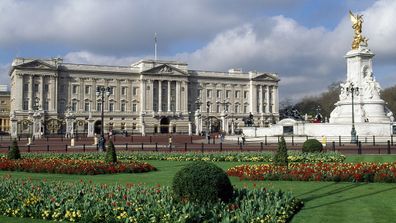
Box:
(172, 161, 234, 204)
(302, 139, 323, 153)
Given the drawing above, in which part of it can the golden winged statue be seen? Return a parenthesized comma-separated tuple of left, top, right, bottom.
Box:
(349, 10, 368, 49)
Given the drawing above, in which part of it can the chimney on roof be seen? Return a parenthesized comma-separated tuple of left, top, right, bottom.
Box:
(228, 68, 242, 74)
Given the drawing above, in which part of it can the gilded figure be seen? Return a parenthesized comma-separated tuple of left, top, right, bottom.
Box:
(349, 10, 368, 49)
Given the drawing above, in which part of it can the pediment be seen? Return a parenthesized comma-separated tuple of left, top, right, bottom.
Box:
(142, 64, 188, 76)
(252, 73, 279, 82)
(15, 60, 56, 70)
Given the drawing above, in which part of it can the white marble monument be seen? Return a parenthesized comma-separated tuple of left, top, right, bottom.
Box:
(241, 11, 395, 138)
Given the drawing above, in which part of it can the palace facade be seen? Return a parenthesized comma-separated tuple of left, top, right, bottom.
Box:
(9, 58, 279, 136)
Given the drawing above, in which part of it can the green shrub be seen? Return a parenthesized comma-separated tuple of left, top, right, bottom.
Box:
(274, 136, 288, 166)
(7, 139, 21, 160)
(302, 139, 323, 153)
(172, 161, 234, 204)
(105, 140, 117, 163)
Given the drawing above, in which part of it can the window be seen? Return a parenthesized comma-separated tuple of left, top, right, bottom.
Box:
(84, 102, 90, 112)
(72, 85, 78, 94)
(97, 102, 102, 111)
(109, 102, 114, 112)
(225, 104, 229, 112)
(133, 87, 138, 96)
(226, 90, 231, 98)
(121, 87, 127, 95)
(108, 87, 114, 95)
(44, 84, 49, 93)
(121, 103, 126, 112)
(85, 86, 90, 94)
(23, 84, 28, 92)
(34, 84, 39, 93)
(132, 103, 137, 112)
(216, 104, 220, 113)
(44, 101, 49, 110)
(23, 100, 28, 110)
(207, 89, 212, 98)
(244, 91, 248, 99)
(234, 105, 239, 113)
(72, 102, 77, 112)
(243, 105, 248, 113)
(132, 123, 137, 130)
(216, 90, 221, 98)
(235, 90, 240, 98)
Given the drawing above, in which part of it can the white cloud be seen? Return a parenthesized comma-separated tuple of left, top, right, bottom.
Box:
(64, 51, 142, 66)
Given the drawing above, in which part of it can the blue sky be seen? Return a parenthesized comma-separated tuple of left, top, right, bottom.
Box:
(1, 0, 395, 102)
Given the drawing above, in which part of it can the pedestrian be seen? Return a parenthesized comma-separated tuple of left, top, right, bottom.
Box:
(322, 135, 327, 147)
(207, 134, 211, 144)
(168, 135, 173, 149)
(241, 133, 246, 145)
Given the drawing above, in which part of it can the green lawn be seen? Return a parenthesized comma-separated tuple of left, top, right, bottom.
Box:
(1, 154, 396, 223)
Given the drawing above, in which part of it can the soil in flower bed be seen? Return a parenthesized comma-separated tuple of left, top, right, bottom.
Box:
(0, 158, 156, 175)
(227, 162, 396, 183)
(0, 176, 303, 223)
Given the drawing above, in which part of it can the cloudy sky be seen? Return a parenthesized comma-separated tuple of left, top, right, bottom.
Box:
(1, 0, 395, 102)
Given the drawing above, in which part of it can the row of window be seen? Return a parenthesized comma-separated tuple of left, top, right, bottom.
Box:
(23, 83, 49, 93)
(203, 89, 246, 99)
(70, 102, 138, 112)
(72, 85, 138, 96)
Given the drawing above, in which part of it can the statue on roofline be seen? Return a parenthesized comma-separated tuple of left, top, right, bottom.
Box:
(349, 10, 368, 49)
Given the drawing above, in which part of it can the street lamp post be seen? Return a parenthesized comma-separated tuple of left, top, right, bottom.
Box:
(346, 83, 359, 144)
(96, 86, 111, 152)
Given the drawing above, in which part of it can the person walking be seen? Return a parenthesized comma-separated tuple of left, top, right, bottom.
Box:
(168, 135, 173, 150)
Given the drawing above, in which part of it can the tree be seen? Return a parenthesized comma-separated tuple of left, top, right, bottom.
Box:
(8, 139, 21, 160)
(273, 136, 288, 166)
(105, 140, 117, 163)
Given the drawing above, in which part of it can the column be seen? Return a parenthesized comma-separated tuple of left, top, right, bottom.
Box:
(158, 80, 162, 112)
(176, 81, 180, 112)
(92, 79, 97, 111)
(148, 80, 153, 112)
(167, 81, 171, 112)
(49, 77, 54, 112)
(116, 79, 121, 111)
(259, 85, 263, 114)
(273, 86, 279, 114)
(183, 81, 188, 113)
(39, 76, 44, 109)
(28, 75, 33, 110)
(126, 80, 131, 111)
(79, 78, 84, 111)
(249, 81, 257, 114)
(54, 76, 58, 112)
(265, 85, 270, 113)
(140, 80, 146, 112)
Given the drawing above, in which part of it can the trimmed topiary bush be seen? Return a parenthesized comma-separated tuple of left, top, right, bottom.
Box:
(302, 139, 323, 153)
(274, 136, 288, 166)
(7, 139, 21, 160)
(105, 140, 117, 163)
(172, 161, 234, 204)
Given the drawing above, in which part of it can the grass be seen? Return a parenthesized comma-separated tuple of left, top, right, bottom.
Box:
(0, 154, 396, 222)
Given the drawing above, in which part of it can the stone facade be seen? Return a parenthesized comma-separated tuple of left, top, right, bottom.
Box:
(0, 87, 10, 134)
(9, 58, 279, 137)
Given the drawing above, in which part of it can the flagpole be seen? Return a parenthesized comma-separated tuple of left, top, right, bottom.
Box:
(154, 32, 157, 61)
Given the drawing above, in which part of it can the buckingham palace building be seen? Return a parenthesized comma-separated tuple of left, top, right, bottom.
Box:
(9, 57, 279, 138)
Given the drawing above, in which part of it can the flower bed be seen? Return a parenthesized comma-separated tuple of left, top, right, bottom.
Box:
(227, 162, 396, 183)
(0, 176, 302, 223)
(0, 158, 156, 175)
(7, 151, 346, 163)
